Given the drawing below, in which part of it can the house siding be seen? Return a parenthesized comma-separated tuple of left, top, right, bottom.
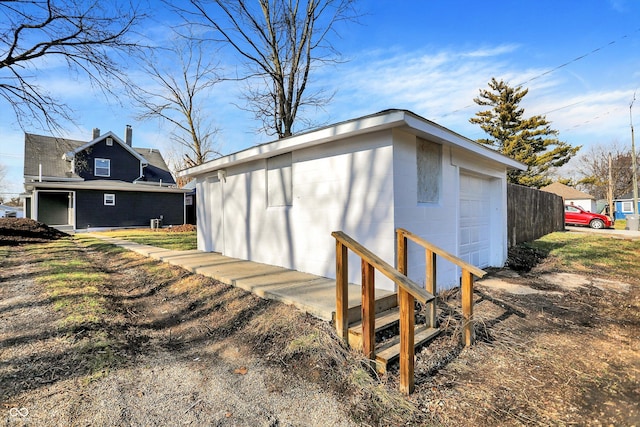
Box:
(75, 190, 184, 229)
(76, 139, 141, 181)
(615, 199, 640, 220)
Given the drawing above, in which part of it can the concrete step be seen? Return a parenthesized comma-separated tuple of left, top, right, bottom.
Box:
(375, 325, 441, 374)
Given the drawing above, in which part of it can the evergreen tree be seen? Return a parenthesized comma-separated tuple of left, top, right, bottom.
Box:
(470, 78, 580, 187)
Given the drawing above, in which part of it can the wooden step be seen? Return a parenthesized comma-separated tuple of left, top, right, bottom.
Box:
(374, 325, 441, 374)
(346, 292, 398, 324)
(347, 307, 400, 350)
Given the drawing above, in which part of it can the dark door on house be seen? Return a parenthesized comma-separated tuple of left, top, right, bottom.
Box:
(185, 191, 196, 225)
(38, 192, 71, 225)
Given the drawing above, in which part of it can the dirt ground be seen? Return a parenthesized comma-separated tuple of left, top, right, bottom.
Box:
(1, 219, 639, 426)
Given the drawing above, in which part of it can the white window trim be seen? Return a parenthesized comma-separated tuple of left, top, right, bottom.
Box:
(104, 193, 115, 206)
(95, 158, 111, 177)
(621, 201, 633, 213)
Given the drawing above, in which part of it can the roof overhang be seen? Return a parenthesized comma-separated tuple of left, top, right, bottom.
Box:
(178, 109, 526, 178)
(27, 180, 189, 193)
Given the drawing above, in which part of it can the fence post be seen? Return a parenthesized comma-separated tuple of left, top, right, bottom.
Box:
(335, 241, 348, 343)
(399, 287, 415, 394)
(461, 269, 475, 346)
(396, 230, 415, 394)
(425, 249, 437, 328)
(361, 260, 376, 361)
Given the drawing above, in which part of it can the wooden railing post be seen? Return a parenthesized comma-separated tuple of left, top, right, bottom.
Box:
(335, 241, 348, 343)
(425, 249, 437, 328)
(361, 260, 376, 361)
(398, 287, 415, 394)
(396, 231, 414, 394)
(461, 269, 475, 346)
(397, 230, 407, 276)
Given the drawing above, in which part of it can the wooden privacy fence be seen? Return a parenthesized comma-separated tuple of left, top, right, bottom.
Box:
(508, 183, 564, 246)
(332, 229, 486, 395)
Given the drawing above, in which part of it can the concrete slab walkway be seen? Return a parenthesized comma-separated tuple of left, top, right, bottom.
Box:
(86, 234, 395, 322)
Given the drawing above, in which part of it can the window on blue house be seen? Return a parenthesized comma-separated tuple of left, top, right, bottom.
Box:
(622, 201, 633, 212)
(104, 193, 115, 206)
(95, 158, 110, 177)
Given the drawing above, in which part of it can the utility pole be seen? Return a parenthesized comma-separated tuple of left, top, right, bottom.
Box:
(608, 153, 614, 219)
(630, 92, 639, 228)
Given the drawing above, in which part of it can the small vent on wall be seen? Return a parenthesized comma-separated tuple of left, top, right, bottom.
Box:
(106, 137, 113, 146)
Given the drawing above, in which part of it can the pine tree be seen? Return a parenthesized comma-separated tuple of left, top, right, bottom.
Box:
(470, 78, 580, 188)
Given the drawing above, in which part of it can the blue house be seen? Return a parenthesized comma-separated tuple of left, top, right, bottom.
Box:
(613, 192, 640, 220)
(23, 126, 189, 231)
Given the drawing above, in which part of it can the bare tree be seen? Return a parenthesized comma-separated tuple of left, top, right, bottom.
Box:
(573, 141, 634, 200)
(0, 0, 146, 130)
(131, 36, 222, 172)
(176, 0, 357, 138)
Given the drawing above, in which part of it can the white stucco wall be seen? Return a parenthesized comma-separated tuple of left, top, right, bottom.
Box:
(197, 130, 397, 287)
(194, 123, 512, 293)
(392, 130, 508, 290)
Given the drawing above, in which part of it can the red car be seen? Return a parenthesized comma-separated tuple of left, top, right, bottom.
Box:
(564, 205, 614, 229)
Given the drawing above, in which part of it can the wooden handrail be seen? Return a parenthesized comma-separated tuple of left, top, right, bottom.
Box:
(396, 227, 487, 356)
(332, 229, 488, 396)
(331, 231, 434, 304)
(397, 228, 487, 279)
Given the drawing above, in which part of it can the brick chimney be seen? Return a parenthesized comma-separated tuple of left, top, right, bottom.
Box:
(125, 125, 132, 146)
(92, 128, 100, 139)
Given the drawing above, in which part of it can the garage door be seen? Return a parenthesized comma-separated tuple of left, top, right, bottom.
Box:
(459, 173, 491, 268)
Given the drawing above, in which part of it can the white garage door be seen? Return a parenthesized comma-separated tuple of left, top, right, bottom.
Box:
(459, 173, 491, 268)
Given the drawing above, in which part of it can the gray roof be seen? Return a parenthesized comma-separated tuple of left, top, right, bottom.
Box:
(23, 132, 174, 183)
(615, 192, 636, 201)
(24, 133, 85, 178)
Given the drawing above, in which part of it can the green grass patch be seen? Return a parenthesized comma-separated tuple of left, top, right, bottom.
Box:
(614, 219, 626, 230)
(96, 229, 197, 250)
(27, 240, 111, 329)
(530, 232, 640, 282)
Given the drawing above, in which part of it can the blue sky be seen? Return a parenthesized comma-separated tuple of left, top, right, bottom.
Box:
(1, 0, 639, 197)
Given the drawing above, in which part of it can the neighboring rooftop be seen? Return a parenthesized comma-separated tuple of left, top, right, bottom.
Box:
(541, 182, 595, 200)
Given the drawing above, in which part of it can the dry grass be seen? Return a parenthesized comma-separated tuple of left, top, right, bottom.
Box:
(2, 227, 639, 426)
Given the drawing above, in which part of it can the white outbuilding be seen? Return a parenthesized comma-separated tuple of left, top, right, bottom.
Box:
(179, 110, 525, 291)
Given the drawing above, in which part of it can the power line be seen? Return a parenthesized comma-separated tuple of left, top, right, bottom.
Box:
(515, 28, 640, 87)
(439, 27, 640, 126)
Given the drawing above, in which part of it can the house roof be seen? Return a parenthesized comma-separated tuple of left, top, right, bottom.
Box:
(540, 182, 595, 200)
(178, 109, 527, 178)
(23, 132, 174, 183)
(614, 192, 637, 201)
(24, 133, 86, 179)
